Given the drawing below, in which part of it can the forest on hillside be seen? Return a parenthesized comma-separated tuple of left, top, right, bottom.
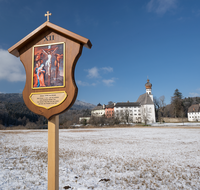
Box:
(0, 101, 91, 128)
(0, 93, 92, 128)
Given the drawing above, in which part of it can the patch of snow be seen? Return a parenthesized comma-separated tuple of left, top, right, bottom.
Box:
(0, 127, 200, 189)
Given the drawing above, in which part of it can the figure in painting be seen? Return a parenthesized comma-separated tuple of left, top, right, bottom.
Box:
(33, 63, 39, 87)
(37, 64, 46, 87)
(54, 53, 63, 80)
(42, 47, 58, 76)
(34, 52, 44, 67)
(33, 43, 64, 88)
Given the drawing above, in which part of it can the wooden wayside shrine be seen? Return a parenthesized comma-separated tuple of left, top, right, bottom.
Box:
(8, 12, 92, 190)
(8, 20, 92, 120)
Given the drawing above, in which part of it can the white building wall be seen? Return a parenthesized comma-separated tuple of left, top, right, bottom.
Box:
(91, 109, 105, 117)
(114, 106, 142, 123)
(188, 112, 200, 121)
(141, 104, 156, 123)
(79, 117, 91, 122)
(132, 107, 141, 123)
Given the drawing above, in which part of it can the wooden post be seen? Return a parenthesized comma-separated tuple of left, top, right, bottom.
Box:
(48, 115, 59, 190)
(8, 18, 92, 189)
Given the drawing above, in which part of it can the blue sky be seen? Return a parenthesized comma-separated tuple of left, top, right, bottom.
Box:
(1, 0, 200, 106)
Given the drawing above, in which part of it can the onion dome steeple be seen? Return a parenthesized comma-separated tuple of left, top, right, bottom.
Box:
(145, 79, 152, 89)
(145, 79, 152, 95)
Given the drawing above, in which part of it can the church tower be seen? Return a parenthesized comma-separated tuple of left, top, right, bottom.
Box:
(145, 79, 153, 101)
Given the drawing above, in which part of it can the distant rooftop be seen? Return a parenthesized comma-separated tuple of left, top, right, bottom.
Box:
(188, 104, 200, 112)
(115, 102, 140, 108)
(137, 93, 154, 105)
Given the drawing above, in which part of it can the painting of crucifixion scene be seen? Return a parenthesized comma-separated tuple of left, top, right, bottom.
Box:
(32, 42, 65, 89)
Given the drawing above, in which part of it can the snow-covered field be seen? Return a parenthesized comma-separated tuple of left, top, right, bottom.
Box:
(0, 127, 200, 190)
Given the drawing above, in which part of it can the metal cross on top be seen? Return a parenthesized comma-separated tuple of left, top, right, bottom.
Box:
(45, 11, 52, 22)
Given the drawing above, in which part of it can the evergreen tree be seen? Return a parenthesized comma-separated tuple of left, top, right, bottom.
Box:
(171, 89, 183, 118)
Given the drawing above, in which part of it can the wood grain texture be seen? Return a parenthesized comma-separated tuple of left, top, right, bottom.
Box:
(8, 21, 92, 57)
(19, 30, 82, 119)
(48, 115, 59, 190)
(8, 22, 92, 119)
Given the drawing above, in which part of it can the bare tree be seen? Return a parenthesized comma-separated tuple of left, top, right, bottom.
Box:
(154, 96, 160, 121)
(159, 95, 166, 123)
(159, 96, 166, 108)
(108, 101, 114, 105)
(180, 107, 185, 125)
(118, 109, 132, 124)
(119, 110, 125, 124)
(154, 95, 166, 123)
(124, 109, 130, 123)
(88, 115, 106, 126)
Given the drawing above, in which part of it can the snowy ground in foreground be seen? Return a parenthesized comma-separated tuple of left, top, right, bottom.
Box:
(0, 127, 200, 190)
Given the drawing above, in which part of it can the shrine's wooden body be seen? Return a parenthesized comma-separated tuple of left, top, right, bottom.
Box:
(8, 21, 92, 119)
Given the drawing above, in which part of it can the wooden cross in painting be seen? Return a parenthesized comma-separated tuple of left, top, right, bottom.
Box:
(8, 13, 92, 190)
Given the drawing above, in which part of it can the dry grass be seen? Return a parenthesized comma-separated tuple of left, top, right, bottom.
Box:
(1, 128, 200, 189)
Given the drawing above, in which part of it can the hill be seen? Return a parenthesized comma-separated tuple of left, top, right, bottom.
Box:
(0, 93, 95, 128)
(0, 93, 95, 110)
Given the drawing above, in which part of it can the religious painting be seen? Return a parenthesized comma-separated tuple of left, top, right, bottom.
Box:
(32, 42, 65, 89)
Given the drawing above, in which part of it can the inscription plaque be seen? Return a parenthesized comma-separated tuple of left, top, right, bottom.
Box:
(30, 91, 67, 109)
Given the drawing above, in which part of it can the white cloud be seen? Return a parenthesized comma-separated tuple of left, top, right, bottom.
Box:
(91, 83, 97, 86)
(102, 78, 116, 86)
(101, 67, 113, 73)
(147, 0, 177, 15)
(0, 49, 26, 82)
(84, 66, 115, 86)
(77, 80, 89, 86)
(86, 66, 113, 78)
(77, 80, 97, 86)
(86, 67, 100, 78)
(189, 92, 200, 97)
